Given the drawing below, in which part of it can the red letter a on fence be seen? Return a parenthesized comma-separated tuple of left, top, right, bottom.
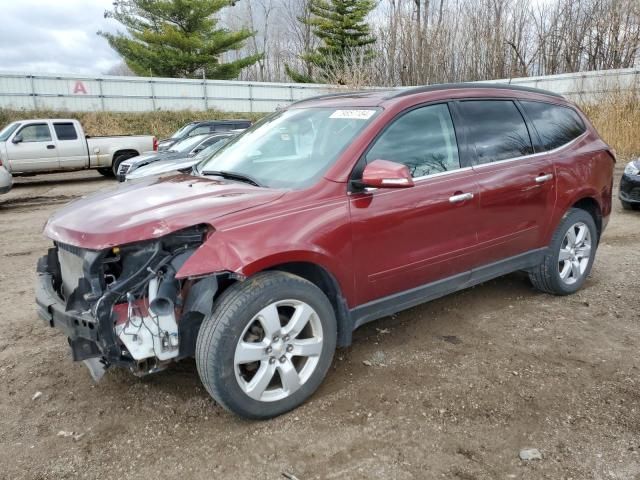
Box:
(73, 81, 87, 94)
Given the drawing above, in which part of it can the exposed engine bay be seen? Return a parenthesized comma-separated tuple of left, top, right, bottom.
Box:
(36, 225, 226, 380)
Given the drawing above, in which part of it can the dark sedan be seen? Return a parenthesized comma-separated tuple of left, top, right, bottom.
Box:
(620, 158, 640, 210)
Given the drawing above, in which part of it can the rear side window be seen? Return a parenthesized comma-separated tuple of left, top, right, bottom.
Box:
(457, 100, 533, 164)
(190, 125, 212, 136)
(53, 123, 78, 141)
(365, 103, 460, 178)
(520, 101, 586, 151)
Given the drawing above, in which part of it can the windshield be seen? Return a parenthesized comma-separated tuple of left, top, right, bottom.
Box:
(170, 134, 208, 153)
(170, 123, 196, 139)
(198, 107, 379, 189)
(0, 122, 21, 142)
(193, 138, 231, 161)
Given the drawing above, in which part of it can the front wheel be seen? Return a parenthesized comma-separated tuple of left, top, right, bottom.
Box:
(97, 167, 113, 177)
(195, 271, 337, 419)
(529, 208, 598, 295)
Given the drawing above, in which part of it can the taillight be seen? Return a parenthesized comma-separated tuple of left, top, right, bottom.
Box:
(153, 137, 158, 151)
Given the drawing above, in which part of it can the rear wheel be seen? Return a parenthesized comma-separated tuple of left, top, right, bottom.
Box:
(111, 152, 137, 177)
(529, 208, 598, 295)
(195, 271, 337, 419)
(97, 167, 113, 177)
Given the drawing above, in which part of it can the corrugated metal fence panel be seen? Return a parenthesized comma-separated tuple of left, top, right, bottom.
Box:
(485, 68, 640, 101)
(0, 69, 637, 113)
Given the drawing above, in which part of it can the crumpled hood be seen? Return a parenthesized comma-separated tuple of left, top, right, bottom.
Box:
(44, 174, 285, 250)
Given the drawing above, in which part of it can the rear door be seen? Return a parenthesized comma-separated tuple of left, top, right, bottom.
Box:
(53, 122, 87, 169)
(349, 103, 479, 305)
(453, 99, 556, 266)
(6, 122, 59, 172)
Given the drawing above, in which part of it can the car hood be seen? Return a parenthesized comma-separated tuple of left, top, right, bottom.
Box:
(44, 174, 285, 250)
(124, 151, 183, 167)
(127, 156, 197, 179)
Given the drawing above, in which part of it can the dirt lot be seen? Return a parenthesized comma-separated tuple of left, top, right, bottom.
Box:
(0, 169, 638, 480)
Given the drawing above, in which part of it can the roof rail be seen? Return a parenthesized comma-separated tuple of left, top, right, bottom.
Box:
(289, 89, 393, 106)
(388, 82, 564, 99)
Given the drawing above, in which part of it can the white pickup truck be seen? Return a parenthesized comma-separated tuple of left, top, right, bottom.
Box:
(0, 119, 157, 178)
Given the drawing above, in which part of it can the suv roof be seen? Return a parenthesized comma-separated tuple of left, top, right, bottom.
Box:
(291, 83, 563, 109)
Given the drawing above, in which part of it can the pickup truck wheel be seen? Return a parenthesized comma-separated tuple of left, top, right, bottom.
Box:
(529, 208, 597, 295)
(97, 167, 113, 177)
(112, 152, 137, 177)
(195, 271, 337, 419)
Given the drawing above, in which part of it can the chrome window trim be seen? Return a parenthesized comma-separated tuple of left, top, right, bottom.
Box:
(471, 131, 586, 169)
(412, 166, 473, 182)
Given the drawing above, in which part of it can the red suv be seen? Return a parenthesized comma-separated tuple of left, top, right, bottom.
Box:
(37, 84, 614, 418)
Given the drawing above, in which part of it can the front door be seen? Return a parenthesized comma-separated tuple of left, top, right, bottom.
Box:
(454, 99, 556, 266)
(7, 122, 58, 172)
(349, 103, 479, 306)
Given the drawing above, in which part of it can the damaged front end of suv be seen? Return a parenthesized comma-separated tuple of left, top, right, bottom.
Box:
(36, 224, 226, 380)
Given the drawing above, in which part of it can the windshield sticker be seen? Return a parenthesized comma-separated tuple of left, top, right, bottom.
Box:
(329, 109, 376, 120)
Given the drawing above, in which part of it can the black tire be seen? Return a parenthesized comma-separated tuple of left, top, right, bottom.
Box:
(97, 167, 113, 177)
(111, 152, 137, 177)
(195, 271, 337, 419)
(529, 208, 598, 295)
(621, 199, 636, 211)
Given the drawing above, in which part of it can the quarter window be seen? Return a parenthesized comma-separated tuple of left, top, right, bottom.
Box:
(365, 104, 460, 178)
(520, 101, 586, 151)
(18, 123, 52, 142)
(457, 100, 533, 164)
(53, 123, 78, 141)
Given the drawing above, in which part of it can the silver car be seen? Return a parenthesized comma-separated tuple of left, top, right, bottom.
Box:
(126, 135, 235, 181)
(0, 164, 12, 194)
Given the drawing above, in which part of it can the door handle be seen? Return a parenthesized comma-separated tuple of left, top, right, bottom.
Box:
(535, 173, 553, 183)
(46, 145, 55, 149)
(449, 192, 474, 204)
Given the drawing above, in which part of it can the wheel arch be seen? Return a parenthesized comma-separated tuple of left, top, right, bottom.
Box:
(570, 196, 602, 240)
(112, 148, 139, 162)
(262, 261, 353, 347)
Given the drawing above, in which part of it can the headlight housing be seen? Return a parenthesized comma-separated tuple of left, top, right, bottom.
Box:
(624, 160, 640, 176)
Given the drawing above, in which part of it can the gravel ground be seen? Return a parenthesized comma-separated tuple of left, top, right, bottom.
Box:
(0, 169, 638, 480)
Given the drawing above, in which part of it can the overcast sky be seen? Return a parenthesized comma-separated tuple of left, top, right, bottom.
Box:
(0, 0, 123, 75)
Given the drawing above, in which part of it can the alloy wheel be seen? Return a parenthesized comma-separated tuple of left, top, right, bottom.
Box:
(234, 299, 324, 402)
(558, 221, 592, 285)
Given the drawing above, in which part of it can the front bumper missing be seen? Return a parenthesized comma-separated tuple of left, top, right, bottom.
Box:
(36, 252, 126, 372)
(36, 268, 110, 380)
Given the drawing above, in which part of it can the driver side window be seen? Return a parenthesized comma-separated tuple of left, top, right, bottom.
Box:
(365, 104, 460, 178)
(18, 123, 52, 143)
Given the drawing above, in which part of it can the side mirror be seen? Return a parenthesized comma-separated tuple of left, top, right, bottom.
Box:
(12, 134, 22, 144)
(360, 159, 414, 189)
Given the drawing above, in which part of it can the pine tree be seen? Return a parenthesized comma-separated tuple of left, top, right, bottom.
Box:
(286, 0, 377, 83)
(99, 0, 262, 80)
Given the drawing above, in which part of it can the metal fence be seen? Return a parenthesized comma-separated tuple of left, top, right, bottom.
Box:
(0, 68, 638, 113)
